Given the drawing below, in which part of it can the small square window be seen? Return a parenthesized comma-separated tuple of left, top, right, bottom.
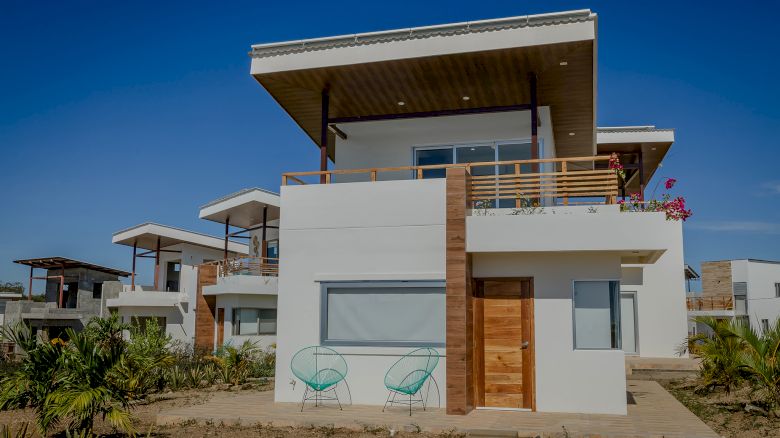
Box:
(573, 280, 622, 350)
(775, 283, 780, 298)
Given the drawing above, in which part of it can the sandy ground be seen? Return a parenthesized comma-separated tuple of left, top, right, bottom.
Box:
(0, 384, 461, 437)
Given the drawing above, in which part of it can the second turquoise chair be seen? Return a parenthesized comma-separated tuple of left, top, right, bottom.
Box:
(291, 346, 349, 411)
(382, 347, 440, 416)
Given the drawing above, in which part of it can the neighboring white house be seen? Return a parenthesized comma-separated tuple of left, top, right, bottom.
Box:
(107, 223, 247, 344)
(249, 9, 688, 416)
(196, 188, 280, 351)
(689, 259, 780, 335)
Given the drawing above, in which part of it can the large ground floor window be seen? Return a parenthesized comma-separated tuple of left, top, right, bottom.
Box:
(320, 281, 445, 347)
(232, 308, 277, 335)
(573, 280, 621, 350)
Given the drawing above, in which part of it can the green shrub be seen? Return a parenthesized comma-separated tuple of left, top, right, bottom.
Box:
(689, 316, 746, 392)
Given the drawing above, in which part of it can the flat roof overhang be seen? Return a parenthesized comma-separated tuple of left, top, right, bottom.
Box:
(112, 223, 247, 254)
(199, 188, 280, 229)
(250, 10, 598, 160)
(597, 126, 675, 192)
(13, 257, 130, 277)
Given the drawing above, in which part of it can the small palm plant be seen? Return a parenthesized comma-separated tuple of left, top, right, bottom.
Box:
(689, 316, 746, 392)
(729, 319, 780, 410)
(0, 324, 65, 434)
(43, 328, 135, 436)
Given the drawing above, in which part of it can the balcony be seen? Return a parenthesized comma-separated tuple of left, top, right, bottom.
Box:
(201, 257, 279, 297)
(282, 156, 619, 207)
(687, 296, 733, 311)
(106, 289, 188, 308)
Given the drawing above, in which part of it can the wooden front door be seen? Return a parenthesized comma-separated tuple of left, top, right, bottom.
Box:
(474, 279, 535, 410)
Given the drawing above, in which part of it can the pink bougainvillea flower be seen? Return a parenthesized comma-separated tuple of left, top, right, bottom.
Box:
(665, 178, 677, 190)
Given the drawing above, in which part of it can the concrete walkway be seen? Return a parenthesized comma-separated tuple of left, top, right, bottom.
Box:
(157, 380, 718, 437)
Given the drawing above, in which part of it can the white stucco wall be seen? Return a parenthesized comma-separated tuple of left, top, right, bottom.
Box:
(276, 179, 447, 406)
(739, 260, 780, 331)
(472, 252, 627, 415)
(332, 109, 555, 182)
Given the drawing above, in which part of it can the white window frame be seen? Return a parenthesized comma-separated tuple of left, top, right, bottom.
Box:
(319, 280, 446, 347)
(571, 279, 622, 351)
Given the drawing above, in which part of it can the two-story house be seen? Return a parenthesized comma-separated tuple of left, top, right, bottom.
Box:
(689, 259, 780, 335)
(6, 257, 129, 339)
(249, 9, 688, 416)
(107, 223, 248, 344)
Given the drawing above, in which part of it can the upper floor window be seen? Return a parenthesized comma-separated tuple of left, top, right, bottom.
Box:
(415, 141, 536, 207)
(775, 282, 780, 298)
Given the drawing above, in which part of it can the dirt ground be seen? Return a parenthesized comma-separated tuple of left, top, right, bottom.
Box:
(0, 384, 461, 438)
(662, 377, 780, 438)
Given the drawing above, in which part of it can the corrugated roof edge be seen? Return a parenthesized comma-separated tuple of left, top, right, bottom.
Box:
(199, 187, 279, 210)
(704, 258, 780, 265)
(597, 126, 675, 134)
(249, 9, 595, 59)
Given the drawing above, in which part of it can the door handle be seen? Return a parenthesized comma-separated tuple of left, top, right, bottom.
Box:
(520, 341, 529, 350)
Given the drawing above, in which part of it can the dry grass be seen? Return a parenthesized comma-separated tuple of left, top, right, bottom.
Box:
(662, 377, 780, 438)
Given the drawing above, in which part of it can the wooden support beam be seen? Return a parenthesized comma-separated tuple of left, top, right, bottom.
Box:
(638, 150, 645, 201)
(224, 217, 230, 262)
(131, 241, 137, 291)
(328, 104, 532, 124)
(59, 264, 65, 308)
(27, 266, 33, 301)
(328, 124, 347, 140)
(261, 205, 268, 258)
(529, 73, 539, 166)
(320, 88, 329, 184)
(154, 236, 161, 290)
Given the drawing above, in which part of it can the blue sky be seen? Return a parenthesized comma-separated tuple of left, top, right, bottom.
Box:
(1, 1, 778, 290)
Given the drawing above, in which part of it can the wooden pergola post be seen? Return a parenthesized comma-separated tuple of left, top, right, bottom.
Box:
(131, 240, 137, 291)
(224, 216, 230, 262)
(27, 266, 33, 301)
(320, 88, 330, 184)
(529, 72, 538, 157)
(261, 205, 268, 259)
(153, 236, 161, 290)
(638, 150, 645, 201)
(58, 263, 65, 308)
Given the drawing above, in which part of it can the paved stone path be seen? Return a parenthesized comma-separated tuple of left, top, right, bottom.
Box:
(157, 380, 718, 437)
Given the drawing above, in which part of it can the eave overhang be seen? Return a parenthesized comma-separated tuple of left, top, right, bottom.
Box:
(250, 9, 598, 160)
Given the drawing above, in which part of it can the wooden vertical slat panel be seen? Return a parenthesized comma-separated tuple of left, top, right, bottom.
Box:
(561, 161, 568, 205)
(445, 167, 473, 415)
(194, 264, 218, 352)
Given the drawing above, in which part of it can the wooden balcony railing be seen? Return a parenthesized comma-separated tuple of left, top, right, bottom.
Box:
(687, 296, 734, 311)
(282, 156, 620, 206)
(203, 257, 279, 278)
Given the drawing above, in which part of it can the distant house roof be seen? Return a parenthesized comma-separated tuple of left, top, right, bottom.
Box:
(13, 257, 130, 277)
(199, 188, 280, 229)
(684, 264, 700, 280)
(112, 223, 248, 254)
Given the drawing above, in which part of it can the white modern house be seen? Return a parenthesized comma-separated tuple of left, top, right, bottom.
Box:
(195, 188, 280, 351)
(250, 9, 688, 416)
(107, 223, 247, 344)
(689, 259, 780, 334)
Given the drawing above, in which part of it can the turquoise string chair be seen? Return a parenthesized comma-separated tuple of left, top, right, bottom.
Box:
(382, 348, 440, 416)
(291, 346, 349, 411)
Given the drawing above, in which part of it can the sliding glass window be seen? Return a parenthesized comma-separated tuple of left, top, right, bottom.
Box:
(572, 280, 621, 350)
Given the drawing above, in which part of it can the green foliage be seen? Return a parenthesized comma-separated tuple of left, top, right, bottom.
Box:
(0, 282, 24, 294)
(212, 340, 261, 386)
(689, 316, 746, 392)
(729, 320, 780, 409)
(690, 316, 780, 411)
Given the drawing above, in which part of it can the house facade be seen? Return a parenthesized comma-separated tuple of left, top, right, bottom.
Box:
(195, 188, 280, 351)
(107, 223, 247, 344)
(688, 259, 780, 334)
(5, 257, 129, 339)
(250, 9, 688, 415)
